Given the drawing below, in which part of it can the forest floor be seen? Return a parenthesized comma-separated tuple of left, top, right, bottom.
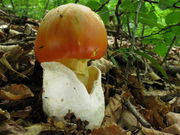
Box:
(0, 8, 180, 135)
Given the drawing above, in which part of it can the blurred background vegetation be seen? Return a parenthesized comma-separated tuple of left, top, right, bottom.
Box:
(0, 0, 180, 78)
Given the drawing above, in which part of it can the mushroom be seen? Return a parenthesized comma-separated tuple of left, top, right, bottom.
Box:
(34, 3, 107, 129)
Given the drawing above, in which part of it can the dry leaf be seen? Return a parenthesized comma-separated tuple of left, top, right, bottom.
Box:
(162, 123, 180, 135)
(161, 112, 180, 135)
(128, 74, 142, 89)
(91, 58, 114, 73)
(0, 66, 8, 82)
(0, 84, 34, 100)
(149, 72, 161, 81)
(24, 24, 32, 35)
(0, 122, 26, 135)
(0, 108, 10, 121)
(141, 127, 173, 135)
(172, 97, 180, 112)
(91, 125, 129, 135)
(9, 29, 21, 36)
(119, 110, 139, 130)
(0, 55, 27, 78)
(0, 45, 20, 54)
(25, 123, 56, 135)
(10, 106, 32, 119)
(166, 112, 180, 125)
(0, 29, 6, 39)
(140, 96, 171, 129)
(103, 94, 122, 126)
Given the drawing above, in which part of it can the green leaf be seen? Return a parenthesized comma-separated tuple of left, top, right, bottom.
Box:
(85, 0, 100, 11)
(121, 12, 135, 25)
(159, 0, 174, 10)
(142, 37, 162, 45)
(99, 0, 106, 3)
(97, 6, 110, 24)
(172, 26, 180, 35)
(154, 44, 168, 57)
(110, 56, 118, 66)
(121, 0, 137, 12)
(175, 1, 180, 6)
(117, 48, 130, 62)
(165, 11, 180, 25)
(86, 0, 109, 24)
(139, 12, 158, 27)
(140, 2, 148, 13)
(109, 48, 131, 65)
(134, 50, 168, 79)
(162, 32, 175, 44)
(175, 35, 180, 46)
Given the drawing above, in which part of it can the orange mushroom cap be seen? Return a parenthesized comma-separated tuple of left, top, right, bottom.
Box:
(35, 3, 107, 62)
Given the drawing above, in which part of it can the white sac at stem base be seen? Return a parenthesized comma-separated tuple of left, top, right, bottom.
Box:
(41, 62, 105, 129)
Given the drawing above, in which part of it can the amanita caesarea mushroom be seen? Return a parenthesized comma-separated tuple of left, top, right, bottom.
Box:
(34, 3, 107, 129)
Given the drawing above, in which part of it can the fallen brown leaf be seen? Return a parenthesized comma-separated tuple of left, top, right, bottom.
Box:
(119, 110, 139, 130)
(0, 108, 10, 121)
(138, 96, 171, 129)
(172, 97, 180, 112)
(0, 122, 26, 135)
(91, 58, 114, 73)
(10, 106, 32, 119)
(91, 125, 129, 135)
(0, 29, 6, 39)
(102, 94, 123, 126)
(141, 126, 173, 135)
(0, 84, 34, 100)
(0, 55, 27, 78)
(162, 123, 180, 135)
(165, 112, 180, 125)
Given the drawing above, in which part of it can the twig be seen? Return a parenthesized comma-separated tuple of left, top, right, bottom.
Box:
(126, 16, 131, 37)
(123, 98, 152, 128)
(114, 0, 122, 49)
(0, 8, 8, 15)
(131, 0, 142, 50)
(173, 0, 180, 9)
(0, 0, 6, 8)
(107, 29, 129, 39)
(141, 24, 145, 37)
(43, 0, 49, 16)
(9, 0, 15, 11)
(141, 24, 145, 51)
(124, 0, 143, 85)
(95, 0, 110, 12)
(143, 0, 158, 4)
(140, 23, 180, 39)
(162, 36, 176, 64)
(74, 0, 79, 3)
(144, 0, 180, 9)
(23, 0, 29, 17)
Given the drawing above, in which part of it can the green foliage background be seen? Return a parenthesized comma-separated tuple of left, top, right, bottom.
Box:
(0, 0, 180, 78)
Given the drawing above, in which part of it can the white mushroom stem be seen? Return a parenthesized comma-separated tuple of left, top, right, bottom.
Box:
(41, 62, 105, 129)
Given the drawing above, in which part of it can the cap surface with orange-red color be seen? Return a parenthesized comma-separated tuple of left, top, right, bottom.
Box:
(35, 3, 107, 62)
